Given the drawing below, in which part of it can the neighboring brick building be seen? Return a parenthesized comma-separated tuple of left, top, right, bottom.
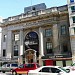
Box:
(0, 3, 72, 66)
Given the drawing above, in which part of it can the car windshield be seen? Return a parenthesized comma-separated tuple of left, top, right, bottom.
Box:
(2, 64, 6, 67)
(59, 67, 70, 73)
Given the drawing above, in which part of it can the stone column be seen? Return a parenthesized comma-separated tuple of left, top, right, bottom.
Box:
(34, 51, 37, 62)
(70, 38, 75, 63)
(39, 27, 44, 66)
(39, 27, 44, 56)
(7, 31, 12, 59)
(19, 29, 24, 64)
(53, 24, 59, 54)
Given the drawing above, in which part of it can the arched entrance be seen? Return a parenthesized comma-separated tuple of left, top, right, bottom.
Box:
(24, 31, 39, 63)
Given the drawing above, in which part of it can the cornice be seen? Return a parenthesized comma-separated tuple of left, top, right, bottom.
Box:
(0, 11, 68, 28)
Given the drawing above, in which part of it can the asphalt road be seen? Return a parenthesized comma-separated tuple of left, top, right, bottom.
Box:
(0, 72, 12, 75)
(0, 72, 27, 75)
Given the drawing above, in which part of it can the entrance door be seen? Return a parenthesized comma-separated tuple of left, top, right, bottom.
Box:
(25, 49, 36, 63)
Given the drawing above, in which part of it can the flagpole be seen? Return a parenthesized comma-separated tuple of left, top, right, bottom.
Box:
(31, 0, 32, 11)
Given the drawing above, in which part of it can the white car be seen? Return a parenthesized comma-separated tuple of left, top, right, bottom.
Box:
(63, 63, 75, 71)
(0, 63, 18, 73)
(28, 66, 75, 75)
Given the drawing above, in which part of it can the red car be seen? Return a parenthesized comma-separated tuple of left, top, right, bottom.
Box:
(12, 63, 40, 75)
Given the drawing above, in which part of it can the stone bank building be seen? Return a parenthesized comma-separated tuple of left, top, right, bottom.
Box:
(0, 3, 72, 66)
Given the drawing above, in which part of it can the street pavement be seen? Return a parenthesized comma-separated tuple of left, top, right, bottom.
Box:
(0, 72, 27, 75)
(0, 72, 12, 75)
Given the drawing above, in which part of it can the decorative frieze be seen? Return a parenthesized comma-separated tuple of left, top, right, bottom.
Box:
(7, 18, 57, 30)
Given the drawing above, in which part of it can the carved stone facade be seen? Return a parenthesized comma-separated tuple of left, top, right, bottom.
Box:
(0, 4, 72, 66)
(67, 0, 75, 63)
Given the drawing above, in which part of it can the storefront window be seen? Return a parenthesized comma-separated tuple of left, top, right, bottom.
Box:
(66, 60, 72, 66)
(56, 61, 63, 67)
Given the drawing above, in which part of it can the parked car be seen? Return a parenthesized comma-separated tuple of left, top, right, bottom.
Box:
(70, 63, 75, 71)
(0, 63, 18, 73)
(64, 63, 75, 71)
(28, 66, 75, 75)
(12, 63, 40, 75)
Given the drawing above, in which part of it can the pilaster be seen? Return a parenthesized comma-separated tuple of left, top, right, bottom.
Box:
(53, 24, 59, 54)
(7, 31, 12, 58)
(39, 27, 44, 66)
(19, 29, 24, 64)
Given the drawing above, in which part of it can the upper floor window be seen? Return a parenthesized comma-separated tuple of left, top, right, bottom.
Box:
(14, 45, 18, 56)
(72, 16, 75, 23)
(14, 33, 19, 41)
(63, 44, 68, 53)
(71, 6, 75, 12)
(70, 0, 74, 3)
(3, 49, 6, 57)
(61, 25, 66, 35)
(3, 35, 7, 42)
(45, 28, 52, 37)
(46, 42, 53, 54)
(74, 27, 75, 34)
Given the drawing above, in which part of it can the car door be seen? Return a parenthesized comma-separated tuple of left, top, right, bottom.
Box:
(51, 67, 61, 75)
(16, 64, 25, 74)
(37, 67, 52, 75)
(38, 67, 60, 75)
(6, 64, 10, 71)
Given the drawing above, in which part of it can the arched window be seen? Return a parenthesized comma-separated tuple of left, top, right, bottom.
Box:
(25, 32, 39, 53)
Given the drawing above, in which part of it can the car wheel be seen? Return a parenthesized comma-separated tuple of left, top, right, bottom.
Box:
(12, 71, 17, 75)
(2, 71, 5, 73)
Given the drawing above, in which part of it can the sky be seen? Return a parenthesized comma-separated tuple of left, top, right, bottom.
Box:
(0, 0, 67, 19)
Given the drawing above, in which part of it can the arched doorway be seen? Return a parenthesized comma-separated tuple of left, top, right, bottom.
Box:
(24, 31, 39, 63)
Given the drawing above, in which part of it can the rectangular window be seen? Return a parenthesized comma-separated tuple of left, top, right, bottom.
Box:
(63, 44, 68, 52)
(61, 25, 66, 35)
(70, 0, 74, 3)
(45, 28, 52, 37)
(74, 27, 75, 34)
(14, 45, 18, 56)
(14, 34, 19, 41)
(4, 35, 7, 42)
(46, 42, 53, 54)
(72, 16, 75, 23)
(71, 6, 75, 12)
(3, 49, 6, 57)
